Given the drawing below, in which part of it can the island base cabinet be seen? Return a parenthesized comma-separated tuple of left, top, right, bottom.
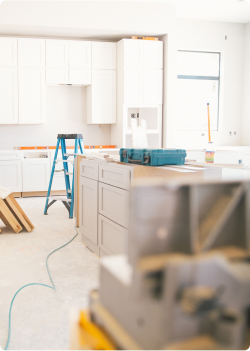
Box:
(79, 176, 98, 246)
(99, 182, 129, 228)
(98, 214, 128, 255)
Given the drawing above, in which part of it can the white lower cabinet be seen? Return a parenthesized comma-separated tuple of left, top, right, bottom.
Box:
(79, 176, 98, 245)
(22, 158, 50, 191)
(0, 160, 22, 192)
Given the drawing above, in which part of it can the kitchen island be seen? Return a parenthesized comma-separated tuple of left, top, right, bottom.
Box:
(75, 154, 250, 257)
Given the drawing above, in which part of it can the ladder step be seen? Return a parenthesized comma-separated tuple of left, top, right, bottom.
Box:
(55, 159, 74, 164)
(64, 153, 78, 157)
(66, 172, 73, 175)
(49, 196, 72, 202)
(67, 190, 72, 193)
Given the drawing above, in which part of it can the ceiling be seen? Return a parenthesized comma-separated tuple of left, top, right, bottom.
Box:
(0, 0, 250, 27)
(175, 0, 250, 24)
(2, 0, 250, 24)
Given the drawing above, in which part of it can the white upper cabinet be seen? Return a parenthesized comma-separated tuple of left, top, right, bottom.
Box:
(92, 42, 116, 69)
(118, 39, 163, 69)
(68, 69, 91, 85)
(46, 40, 68, 68)
(18, 38, 45, 67)
(143, 41, 163, 69)
(46, 40, 91, 85)
(143, 69, 163, 104)
(68, 41, 91, 69)
(123, 40, 144, 68)
(18, 68, 46, 124)
(124, 69, 143, 105)
(0, 68, 18, 124)
(87, 70, 116, 124)
(0, 38, 17, 67)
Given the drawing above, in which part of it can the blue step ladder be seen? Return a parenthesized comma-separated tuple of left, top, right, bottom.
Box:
(44, 134, 84, 218)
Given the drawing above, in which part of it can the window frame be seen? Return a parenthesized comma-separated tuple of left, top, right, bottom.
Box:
(177, 50, 221, 132)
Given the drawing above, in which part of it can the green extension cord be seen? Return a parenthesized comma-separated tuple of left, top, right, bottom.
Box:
(3, 228, 78, 350)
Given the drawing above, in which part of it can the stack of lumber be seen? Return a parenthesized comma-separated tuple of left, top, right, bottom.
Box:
(0, 186, 34, 233)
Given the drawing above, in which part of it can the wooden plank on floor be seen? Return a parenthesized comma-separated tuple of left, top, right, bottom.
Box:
(5, 195, 32, 232)
(8, 194, 35, 230)
(0, 198, 22, 233)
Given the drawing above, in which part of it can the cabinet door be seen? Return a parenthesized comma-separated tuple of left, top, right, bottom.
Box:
(88, 70, 116, 124)
(143, 69, 163, 105)
(80, 160, 99, 181)
(46, 68, 68, 85)
(69, 41, 91, 69)
(143, 41, 163, 69)
(18, 38, 45, 67)
(0, 160, 22, 192)
(98, 214, 128, 255)
(46, 40, 68, 68)
(79, 177, 98, 245)
(123, 40, 143, 68)
(99, 182, 129, 228)
(0, 38, 17, 66)
(124, 69, 143, 105)
(68, 69, 91, 85)
(18, 68, 46, 124)
(92, 42, 116, 69)
(99, 165, 130, 190)
(22, 159, 50, 192)
(0, 68, 18, 124)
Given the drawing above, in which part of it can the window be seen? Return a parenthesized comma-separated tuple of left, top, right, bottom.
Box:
(177, 51, 221, 131)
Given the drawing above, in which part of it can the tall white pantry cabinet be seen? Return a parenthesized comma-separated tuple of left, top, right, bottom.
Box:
(111, 39, 163, 148)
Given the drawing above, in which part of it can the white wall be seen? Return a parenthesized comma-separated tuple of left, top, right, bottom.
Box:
(173, 19, 245, 148)
(241, 22, 250, 146)
(0, 87, 111, 149)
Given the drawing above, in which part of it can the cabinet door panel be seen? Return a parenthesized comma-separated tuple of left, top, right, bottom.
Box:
(80, 160, 99, 181)
(69, 41, 91, 69)
(89, 70, 116, 124)
(98, 214, 128, 255)
(46, 68, 68, 85)
(0, 38, 17, 66)
(124, 69, 143, 105)
(18, 68, 46, 124)
(68, 69, 91, 85)
(46, 40, 68, 68)
(99, 182, 129, 228)
(18, 38, 45, 67)
(143, 41, 163, 69)
(124, 40, 143, 68)
(22, 159, 50, 191)
(92, 42, 116, 69)
(0, 68, 18, 124)
(99, 165, 130, 190)
(79, 177, 98, 244)
(0, 160, 22, 192)
(143, 69, 163, 105)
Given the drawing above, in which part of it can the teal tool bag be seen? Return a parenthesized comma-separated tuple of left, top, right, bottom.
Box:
(120, 148, 186, 166)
